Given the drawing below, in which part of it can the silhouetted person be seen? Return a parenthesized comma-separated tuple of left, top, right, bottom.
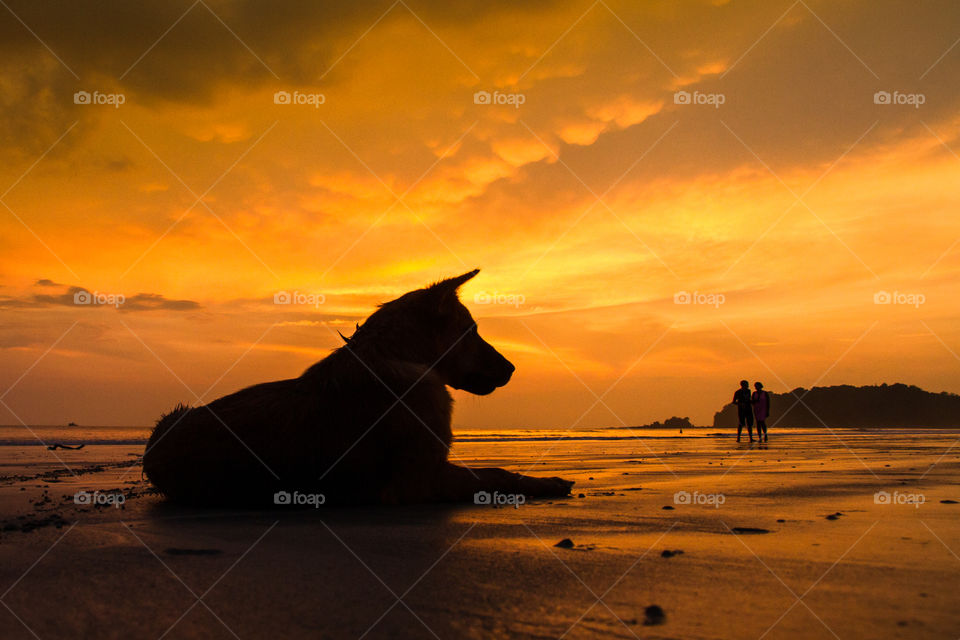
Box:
(733, 379, 754, 442)
(752, 381, 769, 442)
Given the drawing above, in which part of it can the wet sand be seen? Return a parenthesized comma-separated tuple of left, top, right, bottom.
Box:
(1, 428, 958, 639)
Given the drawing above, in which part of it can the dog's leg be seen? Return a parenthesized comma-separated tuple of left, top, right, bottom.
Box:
(433, 463, 574, 502)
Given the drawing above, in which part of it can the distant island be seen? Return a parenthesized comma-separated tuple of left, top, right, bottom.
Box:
(644, 416, 693, 429)
(713, 384, 960, 428)
(614, 416, 694, 430)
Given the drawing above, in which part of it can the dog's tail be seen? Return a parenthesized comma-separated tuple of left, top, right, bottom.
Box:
(142, 403, 193, 494)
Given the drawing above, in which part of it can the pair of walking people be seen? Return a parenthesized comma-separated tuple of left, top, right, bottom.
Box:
(733, 380, 769, 442)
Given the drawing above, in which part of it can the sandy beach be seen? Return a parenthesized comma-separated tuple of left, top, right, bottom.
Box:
(0, 427, 957, 639)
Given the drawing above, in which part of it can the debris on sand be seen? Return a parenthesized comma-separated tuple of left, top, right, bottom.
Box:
(660, 549, 684, 558)
(731, 527, 770, 534)
(164, 548, 223, 556)
(554, 538, 575, 549)
(643, 605, 665, 626)
(1, 513, 69, 533)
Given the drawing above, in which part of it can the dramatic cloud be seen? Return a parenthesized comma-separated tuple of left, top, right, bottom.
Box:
(2, 0, 959, 426)
(0, 281, 200, 312)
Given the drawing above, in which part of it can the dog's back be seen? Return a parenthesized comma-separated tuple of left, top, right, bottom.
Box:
(143, 349, 453, 505)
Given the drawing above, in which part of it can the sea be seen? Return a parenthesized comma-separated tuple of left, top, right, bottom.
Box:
(2, 424, 957, 448)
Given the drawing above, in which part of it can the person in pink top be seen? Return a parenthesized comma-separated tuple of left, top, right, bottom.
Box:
(752, 382, 770, 442)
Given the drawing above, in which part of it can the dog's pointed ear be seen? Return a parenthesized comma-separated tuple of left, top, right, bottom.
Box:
(430, 269, 479, 310)
(437, 269, 479, 291)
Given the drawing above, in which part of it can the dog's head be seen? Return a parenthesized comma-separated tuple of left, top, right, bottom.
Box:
(426, 269, 515, 395)
(353, 269, 515, 395)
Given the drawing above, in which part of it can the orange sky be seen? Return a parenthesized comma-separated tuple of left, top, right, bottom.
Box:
(2, 0, 960, 428)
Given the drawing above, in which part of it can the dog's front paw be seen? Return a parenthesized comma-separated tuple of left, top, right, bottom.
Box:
(517, 474, 575, 498)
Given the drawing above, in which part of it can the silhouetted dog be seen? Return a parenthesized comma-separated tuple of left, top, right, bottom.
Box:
(143, 270, 574, 505)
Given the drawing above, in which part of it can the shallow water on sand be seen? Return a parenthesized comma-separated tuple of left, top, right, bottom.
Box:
(0, 427, 958, 638)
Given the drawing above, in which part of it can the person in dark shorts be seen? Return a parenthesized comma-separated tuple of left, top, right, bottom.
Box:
(752, 381, 770, 442)
(733, 380, 754, 442)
